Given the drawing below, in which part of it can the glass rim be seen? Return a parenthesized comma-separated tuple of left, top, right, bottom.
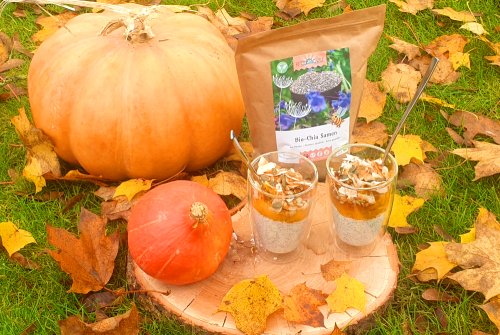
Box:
(326, 143, 398, 191)
(248, 151, 319, 199)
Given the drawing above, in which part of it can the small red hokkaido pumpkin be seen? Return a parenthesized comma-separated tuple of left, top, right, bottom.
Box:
(128, 180, 233, 285)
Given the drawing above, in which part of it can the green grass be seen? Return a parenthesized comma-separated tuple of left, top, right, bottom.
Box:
(1, 0, 499, 334)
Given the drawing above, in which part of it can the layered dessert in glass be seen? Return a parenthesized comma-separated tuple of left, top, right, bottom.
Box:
(248, 151, 318, 263)
(326, 144, 398, 256)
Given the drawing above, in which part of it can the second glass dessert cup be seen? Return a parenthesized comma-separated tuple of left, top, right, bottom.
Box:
(248, 151, 318, 263)
(326, 143, 398, 258)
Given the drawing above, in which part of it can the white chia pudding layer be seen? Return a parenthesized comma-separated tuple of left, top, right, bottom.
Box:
(331, 204, 384, 247)
(251, 207, 309, 254)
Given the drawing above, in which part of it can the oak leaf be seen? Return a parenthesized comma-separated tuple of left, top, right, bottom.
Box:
(358, 79, 387, 122)
(389, 0, 433, 15)
(479, 296, 500, 333)
(381, 62, 422, 103)
(320, 259, 352, 281)
(11, 107, 61, 193)
(59, 304, 140, 335)
(388, 194, 426, 228)
(352, 120, 388, 147)
(326, 273, 366, 313)
(32, 12, 77, 44)
(218, 275, 282, 335)
(113, 179, 153, 201)
(283, 283, 326, 327)
(47, 208, 120, 294)
(398, 160, 444, 199)
(412, 242, 457, 280)
(444, 110, 500, 145)
(0, 221, 36, 256)
(431, 7, 476, 22)
(445, 208, 500, 301)
(451, 141, 500, 180)
(387, 35, 421, 60)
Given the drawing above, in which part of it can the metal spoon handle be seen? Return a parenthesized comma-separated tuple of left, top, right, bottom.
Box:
(382, 57, 440, 163)
(230, 130, 260, 178)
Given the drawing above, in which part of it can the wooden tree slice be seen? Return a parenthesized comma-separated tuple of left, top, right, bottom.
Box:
(128, 182, 400, 334)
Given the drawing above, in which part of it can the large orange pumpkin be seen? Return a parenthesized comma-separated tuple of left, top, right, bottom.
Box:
(28, 5, 245, 180)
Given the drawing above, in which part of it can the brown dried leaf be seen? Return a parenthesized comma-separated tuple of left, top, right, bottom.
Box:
(358, 80, 387, 122)
(12, 33, 33, 58)
(208, 171, 247, 200)
(47, 208, 119, 294)
(399, 160, 444, 199)
(425, 33, 468, 57)
(0, 59, 24, 73)
(320, 259, 352, 281)
(447, 110, 500, 145)
(445, 208, 500, 301)
(389, 0, 433, 15)
(32, 12, 77, 44)
(246, 16, 274, 34)
(451, 141, 500, 180)
(387, 35, 421, 60)
(421, 288, 460, 302)
(59, 304, 139, 335)
(0, 83, 27, 101)
(275, 0, 326, 17)
(381, 62, 422, 103)
(352, 120, 388, 147)
(479, 296, 500, 333)
(10, 251, 41, 270)
(283, 282, 326, 327)
(410, 54, 460, 85)
(82, 290, 124, 313)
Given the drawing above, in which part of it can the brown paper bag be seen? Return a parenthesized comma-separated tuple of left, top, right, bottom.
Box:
(235, 5, 386, 179)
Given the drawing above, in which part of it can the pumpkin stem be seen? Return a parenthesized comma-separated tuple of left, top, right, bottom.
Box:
(190, 202, 209, 228)
(100, 7, 157, 43)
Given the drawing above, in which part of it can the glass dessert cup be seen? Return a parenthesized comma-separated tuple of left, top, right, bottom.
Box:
(326, 143, 398, 258)
(248, 151, 318, 263)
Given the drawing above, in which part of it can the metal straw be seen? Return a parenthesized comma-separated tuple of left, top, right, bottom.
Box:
(382, 57, 440, 164)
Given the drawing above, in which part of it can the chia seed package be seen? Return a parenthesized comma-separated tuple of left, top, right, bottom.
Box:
(235, 5, 386, 180)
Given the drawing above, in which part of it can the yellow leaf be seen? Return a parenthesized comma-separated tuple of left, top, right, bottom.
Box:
(326, 273, 366, 313)
(113, 179, 153, 201)
(412, 242, 457, 280)
(391, 134, 426, 166)
(298, 0, 326, 15)
(449, 51, 471, 70)
(0, 222, 36, 257)
(219, 275, 282, 335)
(11, 107, 61, 193)
(460, 227, 476, 243)
(191, 174, 209, 187)
(208, 171, 247, 200)
(420, 93, 456, 109)
(32, 12, 77, 44)
(381, 62, 422, 103)
(460, 22, 488, 36)
(478, 36, 500, 55)
(484, 55, 500, 66)
(432, 7, 476, 22)
(388, 194, 426, 228)
(358, 79, 387, 122)
(22, 158, 46, 193)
